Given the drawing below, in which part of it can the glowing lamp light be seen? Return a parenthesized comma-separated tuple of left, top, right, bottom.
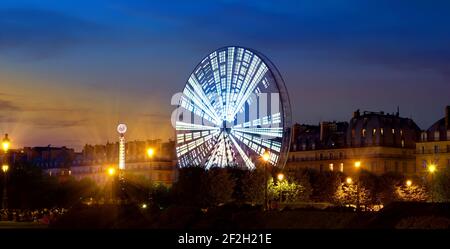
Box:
(107, 167, 116, 176)
(2, 164, 8, 173)
(147, 148, 155, 158)
(428, 164, 436, 173)
(346, 177, 353, 184)
(406, 180, 412, 187)
(2, 134, 10, 153)
(277, 173, 284, 181)
(142, 203, 147, 209)
(354, 161, 361, 168)
(262, 151, 270, 162)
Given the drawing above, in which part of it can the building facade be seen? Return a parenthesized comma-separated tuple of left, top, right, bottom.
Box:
(287, 109, 421, 177)
(415, 106, 450, 175)
(44, 160, 177, 187)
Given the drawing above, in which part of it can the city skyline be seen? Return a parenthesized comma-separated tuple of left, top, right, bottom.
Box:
(1, 0, 450, 150)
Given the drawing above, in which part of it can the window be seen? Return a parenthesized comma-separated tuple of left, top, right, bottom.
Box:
(392, 128, 395, 134)
(401, 140, 405, 148)
(329, 153, 333, 159)
(329, 163, 334, 171)
(422, 146, 425, 154)
(402, 162, 407, 173)
(362, 129, 366, 137)
(351, 129, 356, 138)
(373, 128, 377, 136)
(400, 130, 403, 136)
(434, 145, 439, 153)
(395, 162, 399, 172)
(380, 128, 384, 135)
(340, 163, 344, 172)
(339, 152, 343, 159)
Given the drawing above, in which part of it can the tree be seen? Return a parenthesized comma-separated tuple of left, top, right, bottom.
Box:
(309, 170, 342, 202)
(205, 167, 236, 206)
(432, 166, 450, 202)
(241, 168, 265, 205)
(334, 181, 370, 208)
(287, 169, 312, 201)
(395, 184, 428, 202)
(171, 166, 208, 206)
(268, 177, 305, 203)
(376, 172, 405, 205)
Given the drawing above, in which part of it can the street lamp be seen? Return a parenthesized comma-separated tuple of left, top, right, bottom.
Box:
(354, 161, 361, 212)
(406, 180, 412, 187)
(107, 167, 116, 176)
(2, 134, 10, 153)
(262, 150, 270, 211)
(146, 148, 155, 158)
(2, 164, 8, 210)
(428, 164, 436, 203)
(276, 173, 285, 203)
(346, 177, 353, 184)
(107, 166, 116, 204)
(277, 173, 284, 181)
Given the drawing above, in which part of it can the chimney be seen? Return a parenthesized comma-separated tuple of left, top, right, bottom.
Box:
(320, 122, 327, 142)
(353, 109, 360, 118)
(446, 105, 450, 130)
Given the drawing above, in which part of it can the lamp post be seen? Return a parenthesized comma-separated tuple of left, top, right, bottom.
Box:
(2, 165, 8, 210)
(277, 173, 284, 203)
(107, 166, 116, 204)
(146, 148, 155, 203)
(2, 134, 10, 211)
(428, 164, 436, 203)
(262, 150, 270, 211)
(354, 161, 361, 212)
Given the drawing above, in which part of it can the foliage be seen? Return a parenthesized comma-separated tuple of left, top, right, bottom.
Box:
(268, 178, 303, 203)
(376, 172, 405, 205)
(395, 184, 428, 202)
(432, 166, 450, 202)
(334, 181, 371, 207)
(204, 167, 236, 206)
(241, 168, 265, 205)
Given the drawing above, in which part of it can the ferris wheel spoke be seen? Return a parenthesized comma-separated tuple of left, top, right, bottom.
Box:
(228, 134, 255, 169)
(232, 126, 283, 138)
(186, 75, 222, 124)
(231, 53, 269, 118)
(233, 112, 282, 129)
(231, 130, 280, 165)
(175, 121, 219, 131)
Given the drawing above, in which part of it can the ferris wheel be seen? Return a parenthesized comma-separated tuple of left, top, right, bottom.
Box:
(175, 46, 291, 169)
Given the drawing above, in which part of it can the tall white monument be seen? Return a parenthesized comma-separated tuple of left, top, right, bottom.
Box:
(117, 123, 127, 170)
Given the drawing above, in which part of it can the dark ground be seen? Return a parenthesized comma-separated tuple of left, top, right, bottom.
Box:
(49, 202, 450, 229)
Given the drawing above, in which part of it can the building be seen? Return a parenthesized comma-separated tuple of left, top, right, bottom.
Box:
(415, 106, 450, 175)
(287, 109, 421, 177)
(45, 160, 177, 187)
(9, 139, 178, 186)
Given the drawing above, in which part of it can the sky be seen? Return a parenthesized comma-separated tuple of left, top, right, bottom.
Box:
(1, 0, 449, 151)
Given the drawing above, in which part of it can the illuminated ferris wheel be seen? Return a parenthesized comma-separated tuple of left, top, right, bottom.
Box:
(175, 46, 291, 169)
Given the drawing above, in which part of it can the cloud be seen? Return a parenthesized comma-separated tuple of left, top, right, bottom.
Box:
(0, 8, 104, 59)
(0, 99, 21, 111)
(30, 117, 89, 129)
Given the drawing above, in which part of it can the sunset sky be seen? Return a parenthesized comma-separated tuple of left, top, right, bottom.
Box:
(1, 0, 450, 151)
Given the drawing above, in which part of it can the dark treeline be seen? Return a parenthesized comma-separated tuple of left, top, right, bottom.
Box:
(1, 162, 450, 211)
